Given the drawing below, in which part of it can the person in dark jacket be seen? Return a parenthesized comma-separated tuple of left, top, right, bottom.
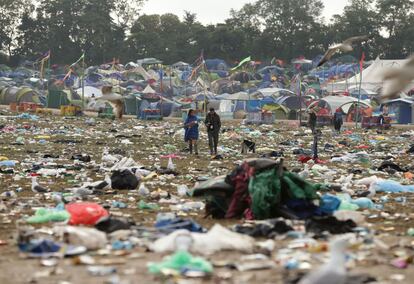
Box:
(184, 109, 199, 155)
(308, 108, 317, 133)
(205, 108, 221, 155)
(333, 108, 344, 132)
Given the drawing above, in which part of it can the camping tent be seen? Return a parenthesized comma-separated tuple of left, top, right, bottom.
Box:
(48, 89, 83, 108)
(142, 84, 157, 94)
(274, 95, 306, 110)
(256, 88, 295, 97)
(329, 57, 414, 92)
(262, 104, 290, 120)
(308, 95, 371, 115)
(0, 86, 40, 105)
(383, 98, 414, 124)
(76, 86, 102, 98)
(224, 92, 251, 101)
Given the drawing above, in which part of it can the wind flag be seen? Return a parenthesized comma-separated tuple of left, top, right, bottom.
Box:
(359, 52, 365, 72)
(62, 69, 73, 82)
(39, 50, 51, 80)
(39, 50, 51, 62)
(231, 56, 251, 71)
(70, 53, 85, 67)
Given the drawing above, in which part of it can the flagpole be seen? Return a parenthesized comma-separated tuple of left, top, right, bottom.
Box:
(356, 54, 364, 128)
(82, 53, 85, 110)
(46, 51, 51, 108)
(299, 74, 302, 126)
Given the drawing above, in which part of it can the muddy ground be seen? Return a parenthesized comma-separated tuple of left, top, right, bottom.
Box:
(1, 113, 414, 284)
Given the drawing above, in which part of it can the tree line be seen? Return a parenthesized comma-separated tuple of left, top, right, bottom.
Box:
(0, 0, 413, 66)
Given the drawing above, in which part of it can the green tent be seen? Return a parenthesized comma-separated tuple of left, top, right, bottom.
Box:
(262, 104, 290, 120)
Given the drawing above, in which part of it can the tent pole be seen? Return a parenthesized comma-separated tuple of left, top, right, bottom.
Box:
(355, 65, 363, 128)
(299, 74, 302, 126)
(81, 53, 85, 110)
(46, 51, 51, 108)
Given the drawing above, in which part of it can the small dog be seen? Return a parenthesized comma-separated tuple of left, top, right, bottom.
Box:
(241, 139, 256, 154)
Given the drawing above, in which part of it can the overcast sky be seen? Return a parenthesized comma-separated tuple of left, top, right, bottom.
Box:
(141, 0, 349, 24)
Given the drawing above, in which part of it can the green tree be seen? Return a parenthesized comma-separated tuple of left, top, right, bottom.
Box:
(256, 0, 325, 60)
(226, 4, 262, 60)
(16, 0, 144, 64)
(327, 0, 380, 60)
(0, 0, 34, 56)
(376, 0, 414, 57)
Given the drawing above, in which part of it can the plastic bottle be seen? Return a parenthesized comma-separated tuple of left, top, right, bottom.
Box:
(167, 157, 176, 170)
(179, 201, 205, 211)
(88, 266, 117, 276)
(138, 183, 150, 196)
(156, 212, 176, 222)
(174, 233, 193, 251)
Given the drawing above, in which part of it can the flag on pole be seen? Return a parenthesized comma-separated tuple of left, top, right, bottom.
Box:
(359, 52, 365, 72)
(41, 50, 51, 61)
(231, 56, 251, 71)
(70, 53, 85, 67)
(39, 51, 51, 80)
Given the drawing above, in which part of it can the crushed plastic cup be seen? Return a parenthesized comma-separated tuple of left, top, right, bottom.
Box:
(138, 183, 150, 196)
(177, 185, 189, 197)
(167, 157, 176, 170)
(88, 266, 117, 276)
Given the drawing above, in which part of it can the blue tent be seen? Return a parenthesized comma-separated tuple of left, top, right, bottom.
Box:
(205, 59, 228, 71)
(383, 99, 414, 124)
(275, 95, 306, 110)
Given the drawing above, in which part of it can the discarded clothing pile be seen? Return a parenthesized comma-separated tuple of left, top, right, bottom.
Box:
(191, 158, 321, 220)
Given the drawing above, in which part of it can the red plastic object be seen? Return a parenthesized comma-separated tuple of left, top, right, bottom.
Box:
(66, 202, 109, 226)
(314, 158, 327, 164)
(355, 145, 370, 149)
(298, 155, 313, 163)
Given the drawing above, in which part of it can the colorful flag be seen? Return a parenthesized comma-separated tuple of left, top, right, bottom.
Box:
(41, 50, 50, 61)
(231, 56, 251, 71)
(359, 52, 365, 72)
(70, 53, 85, 67)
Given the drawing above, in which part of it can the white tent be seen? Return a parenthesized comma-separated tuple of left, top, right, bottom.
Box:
(308, 95, 371, 115)
(76, 86, 102, 98)
(225, 92, 251, 101)
(328, 57, 414, 93)
(257, 87, 295, 97)
(142, 85, 156, 94)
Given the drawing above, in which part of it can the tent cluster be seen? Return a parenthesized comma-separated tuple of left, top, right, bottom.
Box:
(1, 54, 414, 123)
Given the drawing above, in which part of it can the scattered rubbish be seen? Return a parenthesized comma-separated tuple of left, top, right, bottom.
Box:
(66, 203, 109, 226)
(148, 250, 213, 276)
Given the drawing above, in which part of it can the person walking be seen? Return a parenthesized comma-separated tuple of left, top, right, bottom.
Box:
(184, 109, 199, 155)
(205, 108, 221, 155)
(308, 108, 317, 133)
(333, 108, 344, 133)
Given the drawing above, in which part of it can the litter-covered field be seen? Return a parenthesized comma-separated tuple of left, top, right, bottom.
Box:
(1, 112, 414, 284)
